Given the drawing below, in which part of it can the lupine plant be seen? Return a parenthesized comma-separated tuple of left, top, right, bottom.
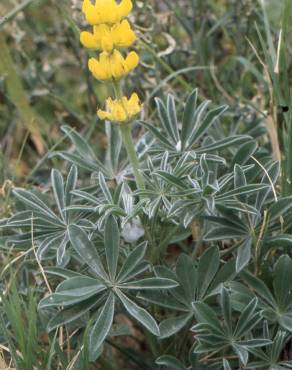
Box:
(1, 0, 292, 369)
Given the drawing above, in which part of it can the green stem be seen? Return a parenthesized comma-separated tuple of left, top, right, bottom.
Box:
(111, 80, 145, 190)
(120, 124, 145, 190)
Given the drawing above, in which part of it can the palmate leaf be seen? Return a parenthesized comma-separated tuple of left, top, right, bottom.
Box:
(37, 233, 65, 261)
(240, 270, 277, 308)
(233, 298, 259, 337)
(262, 234, 292, 258)
(154, 170, 187, 189)
(47, 296, 99, 332)
(197, 246, 220, 299)
(41, 277, 105, 305)
(188, 104, 229, 146)
(51, 169, 65, 222)
(120, 277, 178, 290)
(183, 99, 212, 147)
(116, 289, 160, 336)
(156, 355, 186, 370)
(268, 196, 292, 221)
(195, 135, 252, 153)
(89, 293, 115, 357)
(38, 217, 180, 352)
(175, 253, 197, 303)
(166, 94, 180, 142)
(38, 286, 104, 308)
(221, 287, 232, 335)
(181, 88, 198, 147)
(68, 224, 108, 281)
(13, 188, 60, 223)
(148, 248, 235, 332)
(192, 288, 270, 367)
(159, 313, 192, 339)
(236, 237, 252, 272)
(53, 152, 101, 173)
(143, 90, 250, 157)
(139, 289, 187, 312)
(44, 267, 84, 279)
(55, 276, 104, 295)
(65, 164, 78, 214)
(155, 96, 179, 144)
(116, 242, 148, 282)
(104, 216, 120, 280)
(238, 265, 292, 332)
(232, 344, 249, 366)
(3, 166, 88, 266)
(230, 140, 258, 168)
(105, 122, 122, 175)
(192, 302, 224, 336)
(52, 125, 109, 176)
(255, 160, 280, 211)
(234, 164, 247, 190)
(140, 121, 174, 150)
(247, 331, 290, 369)
(204, 215, 248, 233)
(61, 125, 96, 161)
(215, 183, 270, 201)
(56, 233, 70, 266)
(273, 255, 292, 309)
(99, 172, 113, 203)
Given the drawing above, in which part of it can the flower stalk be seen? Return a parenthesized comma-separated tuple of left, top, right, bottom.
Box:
(119, 124, 145, 190)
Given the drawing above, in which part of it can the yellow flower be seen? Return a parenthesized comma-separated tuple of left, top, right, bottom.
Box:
(97, 93, 142, 122)
(82, 0, 132, 25)
(88, 50, 139, 81)
(80, 20, 136, 52)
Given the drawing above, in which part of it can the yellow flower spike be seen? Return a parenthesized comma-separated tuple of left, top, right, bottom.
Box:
(81, 0, 144, 189)
(97, 93, 142, 123)
(80, 20, 136, 52)
(88, 50, 139, 81)
(82, 0, 133, 26)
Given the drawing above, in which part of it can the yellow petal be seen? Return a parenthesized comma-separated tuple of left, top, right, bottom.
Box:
(106, 97, 115, 110)
(118, 0, 133, 18)
(93, 24, 109, 49)
(82, 0, 101, 25)
(88, 58, 98, 73)
(100, 36, 114, 52)
(129, 92, 139, 104)
(80, 31, 98, 48)
(110, 50, 126, 79)
(113, 20, 136, 48)
(128, 93, 141, 114)
(101, 1, 117, 24)
(114, 105, 128, 122)
(97, 93, 142, 123)
(97, 109, 110, 120)
(82, 0, 92, 12)
(125, 51, 139, 72)
(83, 0, 132, 25)
(88, 55, 110, 80)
